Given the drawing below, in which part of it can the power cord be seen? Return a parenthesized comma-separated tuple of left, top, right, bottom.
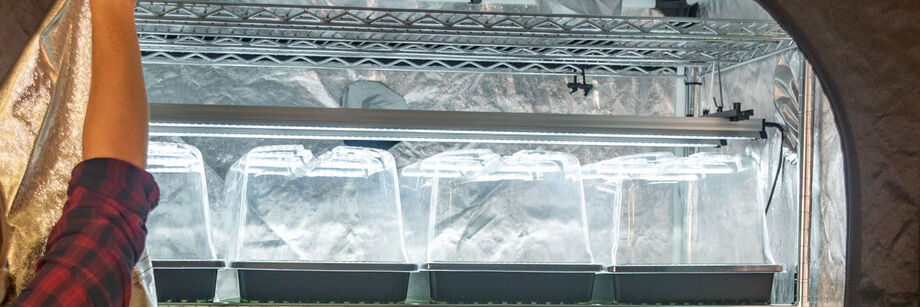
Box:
(763, 122, 785, 214)
(716, 62, 726, 111)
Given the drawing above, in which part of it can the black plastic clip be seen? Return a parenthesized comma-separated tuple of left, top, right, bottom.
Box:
(702, 102, 754, 121)
(566, 68, 594, 97)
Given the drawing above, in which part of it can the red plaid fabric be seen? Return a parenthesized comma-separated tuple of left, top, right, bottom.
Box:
(12, 158, 159, 306)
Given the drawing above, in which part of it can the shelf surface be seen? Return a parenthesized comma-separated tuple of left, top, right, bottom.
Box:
(152, 260, 226, 269)
(135, 1, 795, 77)
(606, 264, 783, 274)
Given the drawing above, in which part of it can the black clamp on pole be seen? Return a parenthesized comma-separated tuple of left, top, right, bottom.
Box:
(566, 68, 594, 97)
(702, 102, 754, 122)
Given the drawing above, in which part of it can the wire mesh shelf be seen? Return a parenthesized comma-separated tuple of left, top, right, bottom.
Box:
(135, 0, 795, 77)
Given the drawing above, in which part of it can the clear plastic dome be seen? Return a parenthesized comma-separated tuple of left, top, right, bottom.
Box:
(684, 152, 769, 264)
(400, 149, 592, 264)
(146, 142, 216, 260)
(224, 145, 407, 262)
(583, 152, 681, 265)
(583, 152, 769, 265)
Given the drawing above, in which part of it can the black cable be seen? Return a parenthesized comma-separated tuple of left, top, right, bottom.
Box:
(716, 62, 725, 110)
(763, 122, 785, 214)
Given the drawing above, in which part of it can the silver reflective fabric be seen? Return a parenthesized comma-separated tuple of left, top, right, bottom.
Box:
(697, 0, 773, 20)
(136, 1, 845, 305)
(0, 0, 156, 304)
(342, 81, 409, 111)
(141, 47, 828, 307)
(774, 58, 802, 152)
(0, 0, 848, 305)
(538, 0, 622, 15)
(810, 80, 846, 307)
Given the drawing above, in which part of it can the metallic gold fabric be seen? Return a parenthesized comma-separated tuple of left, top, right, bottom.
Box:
(0, 0, 155, 304)
(0, 0, 64, 300)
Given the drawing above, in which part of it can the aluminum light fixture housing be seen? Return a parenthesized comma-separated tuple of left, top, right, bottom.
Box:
(149, 104, 766, 148)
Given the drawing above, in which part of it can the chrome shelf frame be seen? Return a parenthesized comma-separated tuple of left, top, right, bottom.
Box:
(135, 1, 795, 77)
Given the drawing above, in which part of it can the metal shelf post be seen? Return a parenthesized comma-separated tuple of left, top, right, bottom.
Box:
(795, 61, 815, 307)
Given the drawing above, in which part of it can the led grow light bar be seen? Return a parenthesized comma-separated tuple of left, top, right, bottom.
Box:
(148, 104, 765, 148)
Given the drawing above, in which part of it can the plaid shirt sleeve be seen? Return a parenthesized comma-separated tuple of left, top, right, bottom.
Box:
(12, 158, 160, 306)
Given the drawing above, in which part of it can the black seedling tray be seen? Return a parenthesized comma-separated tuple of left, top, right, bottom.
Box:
(425, 263, 602, 304)
(152, 260, 224, 302)
(607, 265, 782, 305)
(232, 262, 417, 303)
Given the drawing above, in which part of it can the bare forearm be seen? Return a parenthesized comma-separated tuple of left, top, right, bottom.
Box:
(84, 0, 148, 168)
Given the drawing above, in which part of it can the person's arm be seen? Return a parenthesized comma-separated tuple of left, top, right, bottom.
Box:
(11, 1, 157, 306)
(12, 159, 158, 306)
(82, 0, 149, 168)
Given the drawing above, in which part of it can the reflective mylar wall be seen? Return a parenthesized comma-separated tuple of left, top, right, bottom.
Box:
(810, 79, 847, 306)
(0, 0, 847, 305)
(142, 52, 846, 306)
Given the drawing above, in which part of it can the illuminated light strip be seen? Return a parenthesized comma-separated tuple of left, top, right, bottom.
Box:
(149, 122, 756, 141)
(148, 129, 722, 148)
